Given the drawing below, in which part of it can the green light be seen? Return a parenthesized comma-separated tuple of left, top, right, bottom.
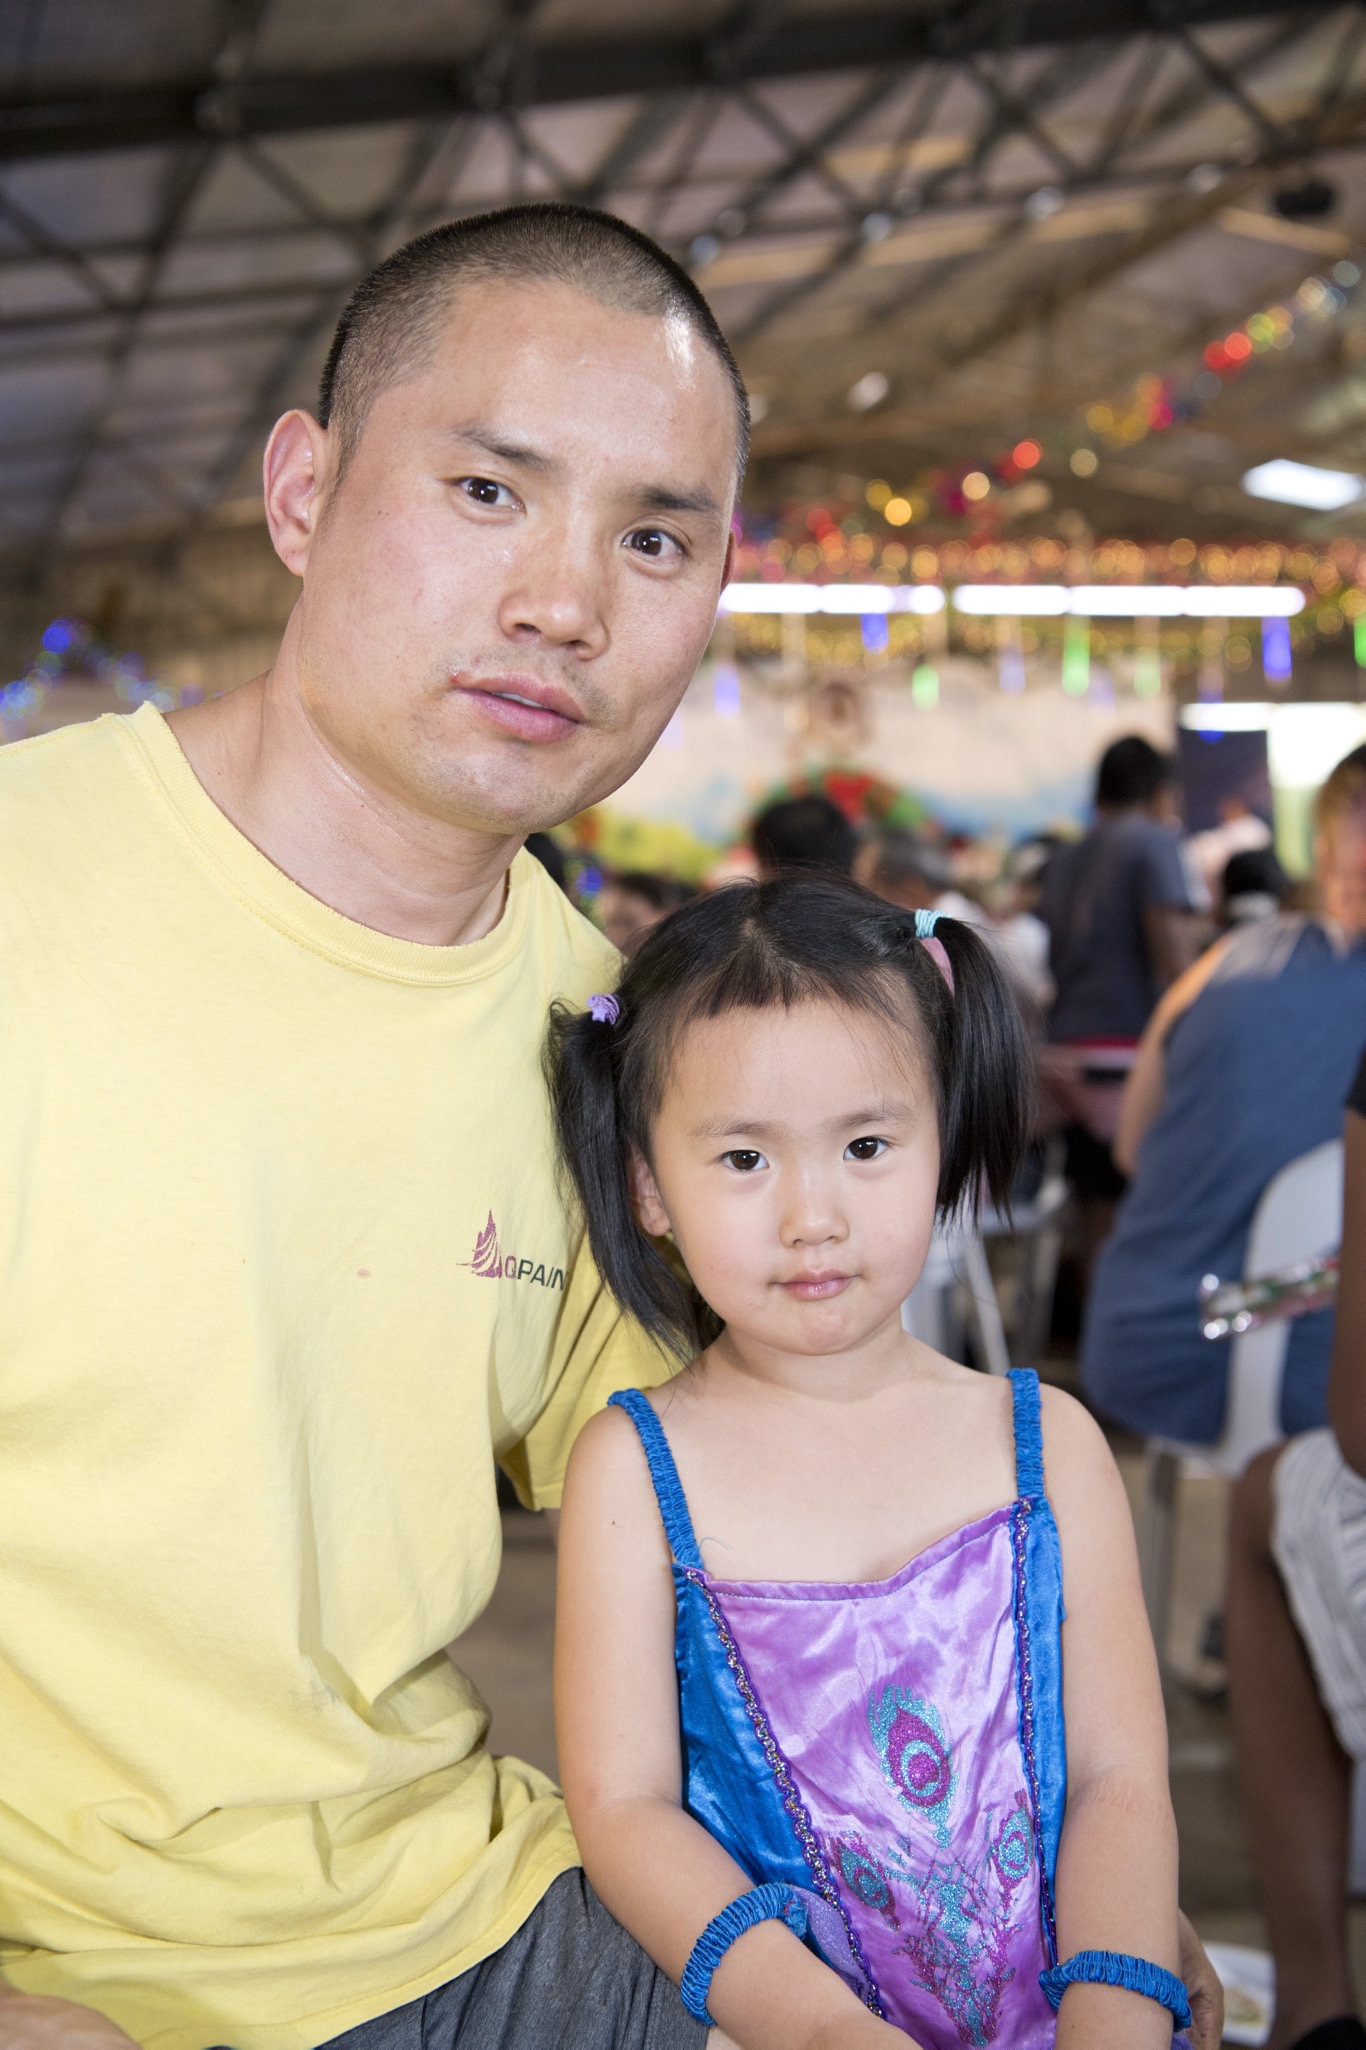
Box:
(1062, 617, 1090, 696)
(911, 663, 939, 708)
(1355, 616, 1366, 669)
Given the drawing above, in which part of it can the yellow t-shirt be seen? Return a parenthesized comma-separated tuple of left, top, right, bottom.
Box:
(0, 707, 669, 2050)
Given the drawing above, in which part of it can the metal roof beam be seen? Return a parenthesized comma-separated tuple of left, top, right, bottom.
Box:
(0, 0, 1319, 163)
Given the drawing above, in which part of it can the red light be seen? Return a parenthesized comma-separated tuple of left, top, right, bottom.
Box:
(1012, 439, 1042, 470)
(1225, 332, 1252, 363)
(1203, 342, 1228, 371)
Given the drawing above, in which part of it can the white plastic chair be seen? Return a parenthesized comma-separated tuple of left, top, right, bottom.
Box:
(1138, 1138, 1344, 1659)
(903, 1218, 1012, 1376)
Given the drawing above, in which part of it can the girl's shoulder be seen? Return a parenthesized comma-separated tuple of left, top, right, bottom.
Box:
(1036, 1379, 1131, 1530)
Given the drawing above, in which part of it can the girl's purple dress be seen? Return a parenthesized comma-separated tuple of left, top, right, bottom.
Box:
(610, 1369, 1065, 2048)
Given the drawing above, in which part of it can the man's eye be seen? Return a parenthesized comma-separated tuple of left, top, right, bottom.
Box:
(457, 477, 515, 508)
(722, 1149, 767, 1173)
(846, 1136, 888, 1162)
(626, 528, 683, 560)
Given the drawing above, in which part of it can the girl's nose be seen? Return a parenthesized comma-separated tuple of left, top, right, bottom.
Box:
(780, 1179, 848, 1247)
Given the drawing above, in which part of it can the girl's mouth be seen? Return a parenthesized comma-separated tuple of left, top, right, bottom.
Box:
(780, 1271, 853, 1300)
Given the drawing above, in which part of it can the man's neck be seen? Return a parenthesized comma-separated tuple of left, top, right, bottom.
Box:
(167, 671, 519, 948)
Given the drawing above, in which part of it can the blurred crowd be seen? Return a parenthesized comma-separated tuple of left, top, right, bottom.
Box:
(530, 732, 1366, 2044)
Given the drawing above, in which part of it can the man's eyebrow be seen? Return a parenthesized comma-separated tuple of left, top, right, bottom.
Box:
(447, 424, 558, 472)
(634, 483, 724, 521)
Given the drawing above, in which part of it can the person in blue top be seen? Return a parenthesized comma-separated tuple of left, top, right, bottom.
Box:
(1082, 744, 1366, 1446)
(547, 875, 1220, 2049)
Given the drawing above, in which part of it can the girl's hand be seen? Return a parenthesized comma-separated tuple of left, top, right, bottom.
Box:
(1177, 1911, 1224, 2050)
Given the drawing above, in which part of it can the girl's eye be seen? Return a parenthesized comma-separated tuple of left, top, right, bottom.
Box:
(457, 476, 516, 509)
(626, 527, 684, 561)
(722, 1149, 767, 1173)
(846, 1135, 888, 1162)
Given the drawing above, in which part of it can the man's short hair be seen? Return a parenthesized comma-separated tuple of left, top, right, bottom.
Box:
(318, 202, 749, 483)
(867, 828, 951, 896)
(751, 795, 857, 877)
(1095, 735, 1174, 810)
(1317, 742, 1366, 832)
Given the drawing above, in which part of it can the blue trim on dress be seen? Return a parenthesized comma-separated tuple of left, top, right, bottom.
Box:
(1009, 1367, 1046, 1497)
(610, 1388, 884, 2016)
(608, 1388, 704, 1569)
(1006, 1369, 1067, 1964)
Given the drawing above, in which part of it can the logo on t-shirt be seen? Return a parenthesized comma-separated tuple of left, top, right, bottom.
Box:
(465, 1210, 564, 1290)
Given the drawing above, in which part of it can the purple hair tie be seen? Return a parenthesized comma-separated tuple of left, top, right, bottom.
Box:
(588, 993, 621, 1025)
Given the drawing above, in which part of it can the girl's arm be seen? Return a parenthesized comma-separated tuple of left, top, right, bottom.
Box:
(555, 1406, 914, 2050)
(1042, 1387, 1182, 2048)
(1113, 937, 1229, 1176)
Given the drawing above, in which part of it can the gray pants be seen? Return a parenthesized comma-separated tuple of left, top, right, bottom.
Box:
(316, 1871, 706, 2050)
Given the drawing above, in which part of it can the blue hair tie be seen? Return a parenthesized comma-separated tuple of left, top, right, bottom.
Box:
(1040, 1950, 1192, 2029)
(587, 993, 621, 1025)
(680, 1885, 809, 2024)
(913, 909, 941, 938)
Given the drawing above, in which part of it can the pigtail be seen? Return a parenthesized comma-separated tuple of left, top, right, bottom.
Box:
(545, 1001, 704, 1361)
(923, 918, 1032, 1221)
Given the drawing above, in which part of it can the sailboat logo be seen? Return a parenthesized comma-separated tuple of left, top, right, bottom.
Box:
(462, 1211, 565, 1290)
(468, 1210, 503, 1278)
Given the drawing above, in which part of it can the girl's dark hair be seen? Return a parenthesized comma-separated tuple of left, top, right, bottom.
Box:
(547, 875, 1032, 1359)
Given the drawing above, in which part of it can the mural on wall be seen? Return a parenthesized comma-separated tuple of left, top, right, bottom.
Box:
(609, 656, 1175, 851)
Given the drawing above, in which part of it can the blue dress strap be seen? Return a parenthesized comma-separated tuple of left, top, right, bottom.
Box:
(1008, 1367, 1046, 1501)
(608, 1388, 704, 1570)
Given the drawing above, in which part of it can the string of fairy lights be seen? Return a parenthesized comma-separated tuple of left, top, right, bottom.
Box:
(4, 253, 1364, 731)
(724, 248, 1366, 703)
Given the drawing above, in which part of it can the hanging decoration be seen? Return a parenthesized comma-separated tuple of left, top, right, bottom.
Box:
(1, 617, 199, 737)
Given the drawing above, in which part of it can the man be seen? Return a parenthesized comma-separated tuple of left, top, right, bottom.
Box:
(1083, 744, 1366, 1444)
(749, 793, 855, 877)
(0, 203, 1218, 2050)
(1229, 1043, 1366, 2050)
(0, 204, 739, 2050)
(1037, 734, 1205, 1268)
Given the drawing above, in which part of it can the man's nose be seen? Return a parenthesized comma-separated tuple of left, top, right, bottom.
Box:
(498, 533, 609, 656)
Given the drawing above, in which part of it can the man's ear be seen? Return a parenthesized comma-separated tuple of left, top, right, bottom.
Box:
(628, 1149, 672, 1239)
(263, 409, 332, 578)
(719, 524, 737, 594)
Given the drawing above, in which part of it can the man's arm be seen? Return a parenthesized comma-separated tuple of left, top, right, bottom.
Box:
(1142, 903, 1209, 993)
(1114, 939, 1229, 1177)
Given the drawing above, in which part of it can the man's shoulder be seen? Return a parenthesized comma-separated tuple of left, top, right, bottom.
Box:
(513, 848, 620, 996)
(0, 715, 134, 848)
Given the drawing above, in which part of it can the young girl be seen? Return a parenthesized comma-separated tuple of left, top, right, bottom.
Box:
(549, 877, 1193, 2050)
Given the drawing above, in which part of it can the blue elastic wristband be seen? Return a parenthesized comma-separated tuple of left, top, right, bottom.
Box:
(1040, 1950, 1193, 2029)
(679, 1884, 809, 2025)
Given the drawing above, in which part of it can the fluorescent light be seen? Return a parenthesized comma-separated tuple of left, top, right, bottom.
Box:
(722, 581, 1303, 618)
(1179, 587, 1303, 617)
(953, 585, 1070, 615)
(954, 584, 1304, 618)
(1179, 703, 1274, 731)
(719, 583, 945, 615)
(1243, 459, 1366, 510)
(1071, 584, 1304, 619)
(1268, 704, 1366, 786)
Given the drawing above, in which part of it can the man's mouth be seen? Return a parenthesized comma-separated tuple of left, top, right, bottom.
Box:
(453, 674, 585, 744)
